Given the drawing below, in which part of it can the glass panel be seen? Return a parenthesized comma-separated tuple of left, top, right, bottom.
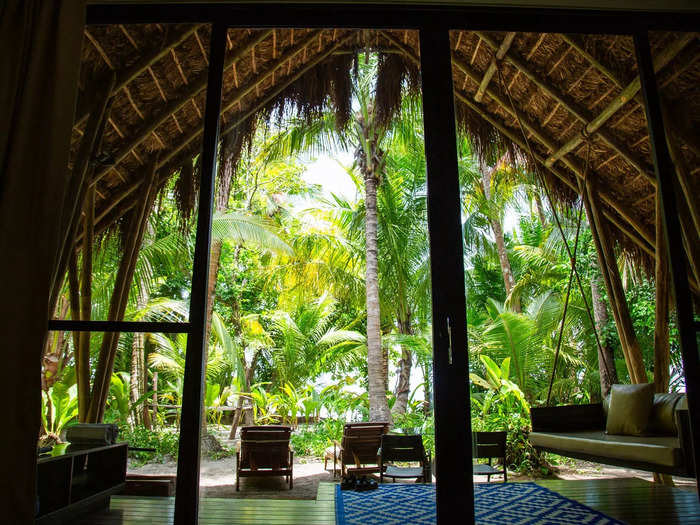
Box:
(198, 27, 434, 499)
(450, 29, 667, 478)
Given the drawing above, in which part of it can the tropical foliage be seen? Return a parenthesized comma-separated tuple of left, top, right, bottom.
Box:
(40, 52, 673, 475)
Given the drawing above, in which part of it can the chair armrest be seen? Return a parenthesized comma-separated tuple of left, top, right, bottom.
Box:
(676, 409, 696, 477)
(531, 403, 604, 432)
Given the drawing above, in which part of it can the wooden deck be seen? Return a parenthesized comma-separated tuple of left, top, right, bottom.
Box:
(77, 478, 699, 524)
(535, 478, 700, 525)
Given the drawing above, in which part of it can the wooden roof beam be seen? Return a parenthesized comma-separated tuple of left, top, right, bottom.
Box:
(75, 25, 203, 127)
(93, 29, 273, 182)
(453, 84, 656, 253)
(544, 32, 695, 171)
(382, 34, 655, 253)
(157, 31, 354, 169)
(91, 31, 355, 230)
(474, 32, 516, 103)
(474, 31, 657, 184)
(562, 33, 700, 160)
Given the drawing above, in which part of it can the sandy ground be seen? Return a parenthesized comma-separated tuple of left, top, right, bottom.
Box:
(129, 456, 697, 499)
(130, 456, 334, 500)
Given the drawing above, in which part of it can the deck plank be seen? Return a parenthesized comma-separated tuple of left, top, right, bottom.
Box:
(77, 478, 700, 524)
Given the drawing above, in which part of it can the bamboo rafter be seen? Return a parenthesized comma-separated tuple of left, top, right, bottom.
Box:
(474, 32, 516, 103)
(384, 32, 658, 255)
(544, 32, 696, 170)
(92, 29, 273, 183)
(475, 31, 656, 183)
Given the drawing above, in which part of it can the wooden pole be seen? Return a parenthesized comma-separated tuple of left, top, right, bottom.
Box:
(419, 27, 474, 524)
(87, 161, 159, 422)
(77, 185, 95, 422)
(67, 250, 82, 412)
(50, 75, 115, 314)
(654, 190, 671, 394)
(665, 121, 700, 245)
(635, 32, 700, 499)
(584, 179, 647, 384)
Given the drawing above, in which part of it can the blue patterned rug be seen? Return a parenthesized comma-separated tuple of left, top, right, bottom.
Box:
(335, 482, 624, 524)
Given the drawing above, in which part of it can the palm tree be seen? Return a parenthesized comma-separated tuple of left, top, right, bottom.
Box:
(459, 141, 523, 313)
(262, 55, 420, 423)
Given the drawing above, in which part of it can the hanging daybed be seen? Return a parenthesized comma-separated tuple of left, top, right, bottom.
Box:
(530, 393, 695, 477)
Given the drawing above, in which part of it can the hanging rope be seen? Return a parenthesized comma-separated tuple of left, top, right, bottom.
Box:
(545, 139, 588, 406)
(493, 63, 613, 405)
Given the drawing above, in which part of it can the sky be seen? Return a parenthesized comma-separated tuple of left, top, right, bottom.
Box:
(301, 152, 357, 202)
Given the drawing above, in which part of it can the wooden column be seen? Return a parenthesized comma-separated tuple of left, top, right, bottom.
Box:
(654, 191, 671, 394)
(582, 179, 646, 384)
(87, 161, 159, 422)
(635, 32, 700, 499)
(419, 27, 474, 524)
(50, 74, 115, 315)
(174, 23, 226, 525)
(77, 185, 95, 421)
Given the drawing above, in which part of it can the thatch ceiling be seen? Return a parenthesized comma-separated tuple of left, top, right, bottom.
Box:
(70, 25, 699, 288)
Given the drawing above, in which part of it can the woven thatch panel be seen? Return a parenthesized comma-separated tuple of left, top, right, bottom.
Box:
(70, 25, 699, 284)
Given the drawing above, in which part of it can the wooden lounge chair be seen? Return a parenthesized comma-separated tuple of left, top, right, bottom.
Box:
(236, 425, 293, 491)
(379, 434, 431, 483)
(472, 431, 508, 482)
(330, 422, 390, 478)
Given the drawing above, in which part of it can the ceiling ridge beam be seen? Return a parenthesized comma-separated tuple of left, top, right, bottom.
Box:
(474, 31, 660, 184)
(475, 32, 516, 103)
(93, 29, 274, 182)
(542, 32, 695, 170)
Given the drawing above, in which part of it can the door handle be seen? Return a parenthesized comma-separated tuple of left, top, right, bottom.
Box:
(446, 316, 453, 365)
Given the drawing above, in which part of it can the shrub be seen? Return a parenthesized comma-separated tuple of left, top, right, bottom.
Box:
(119, 425, 180, 466)
(290, 419, 343, 457)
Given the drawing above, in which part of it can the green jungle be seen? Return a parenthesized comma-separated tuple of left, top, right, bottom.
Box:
(41, 56, 679, 475)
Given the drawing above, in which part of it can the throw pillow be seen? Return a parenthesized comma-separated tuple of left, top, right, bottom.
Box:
(605, 383, 654, 436)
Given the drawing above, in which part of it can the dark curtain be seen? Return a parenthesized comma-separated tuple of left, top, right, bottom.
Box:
(0, 1, 85, 521)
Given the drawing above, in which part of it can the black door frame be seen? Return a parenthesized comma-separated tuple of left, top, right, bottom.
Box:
(49, 3, 700, 523)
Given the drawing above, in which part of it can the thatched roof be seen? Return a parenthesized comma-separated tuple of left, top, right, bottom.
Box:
(71, 26, 699, 287)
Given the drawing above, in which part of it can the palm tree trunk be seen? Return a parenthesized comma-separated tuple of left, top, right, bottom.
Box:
(534, 192, 547, 227)
(392, 316, 413, 416)
(590, 259, 617, 399)
(229, 349, 260, 439)
(364, 167, 392, 423)
(130, 277, 152, 429)
(481, 163, 520, 313)
(200, 238, 224, 436)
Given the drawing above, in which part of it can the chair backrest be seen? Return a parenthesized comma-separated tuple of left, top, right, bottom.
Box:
(239, 425, 292, 470)
(380, 434, 426, 463)
(341, 422, 389, 466)
(473, 431, 506, 460)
